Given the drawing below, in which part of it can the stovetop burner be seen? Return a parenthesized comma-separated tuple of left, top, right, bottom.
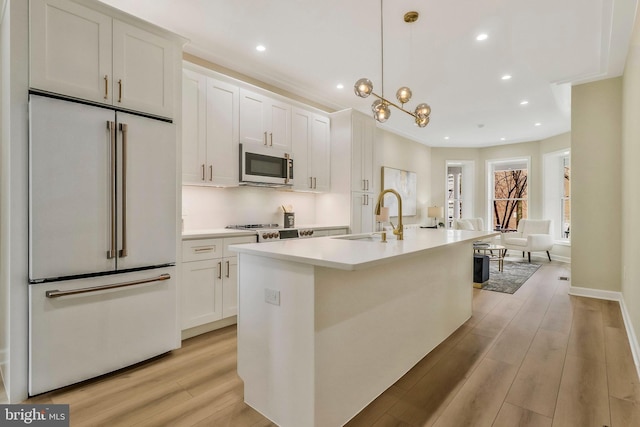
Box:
(226, 223, 280, 230)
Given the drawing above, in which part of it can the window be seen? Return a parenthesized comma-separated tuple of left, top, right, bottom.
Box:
(489, 159, 529, 231)
(446, 161, 474, 228)
(544, 150, 570, 241)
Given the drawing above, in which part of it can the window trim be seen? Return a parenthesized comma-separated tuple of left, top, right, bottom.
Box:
(486, 156, 531, 231)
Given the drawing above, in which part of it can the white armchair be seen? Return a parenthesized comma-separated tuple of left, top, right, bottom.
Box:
(501, 219, 553, 262)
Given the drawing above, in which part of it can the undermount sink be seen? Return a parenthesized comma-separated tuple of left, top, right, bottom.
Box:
(332, 233, 390, 242)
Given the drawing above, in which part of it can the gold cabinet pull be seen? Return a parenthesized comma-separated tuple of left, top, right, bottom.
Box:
(269, 132, 273, 146)
(263, 131, 267, 146)
(201, 164, 205, 181)
(107, 121, 117, 259)
(118, 79, 123, 103)
(225, 260, 230, 278)
(217, 261, 222, 279)
(209, 165, 213, 181)
(119, 123, 129, 258)
(104, 75, 109, 100)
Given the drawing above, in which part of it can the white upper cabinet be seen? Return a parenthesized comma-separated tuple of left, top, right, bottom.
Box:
(182, 69, 208, 184)
(240, 89, 292, 151)
(112, 20, 174, 117)
(292, 108, 330, 192)
(182, 67, 239, 187)
(30, 0, 175, 118)
(351, 111, 377, 194)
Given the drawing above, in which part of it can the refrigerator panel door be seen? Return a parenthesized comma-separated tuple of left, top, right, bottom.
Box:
(115, 112, 177, 270)
(29, 95, 116, 281)
(29, 267, 179, 395)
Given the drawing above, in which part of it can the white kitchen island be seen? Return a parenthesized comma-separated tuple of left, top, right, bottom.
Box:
(230, 228, 497, 427)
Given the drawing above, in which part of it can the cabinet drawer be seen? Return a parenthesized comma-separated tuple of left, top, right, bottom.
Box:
(182, 238, 222, 262)
(223, 236, 257, 257)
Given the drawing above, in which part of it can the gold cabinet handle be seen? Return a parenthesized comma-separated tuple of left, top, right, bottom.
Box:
(263, 131, 267, 146)
(309, 177, 313, 188)
(225, 260, 230, 278)
(218, 261, 222, 279)
(201, 164, 205, 181)
(118, 79, 123, 103)
(270, 132, 273, 146)
(119, 123, 128, 258)
(104, 75, 109, 100)
(46, 274, 170, 298)
(193, 247, 214, 253)
(209, 165, 213, 181)
(107, 121, 117, 259)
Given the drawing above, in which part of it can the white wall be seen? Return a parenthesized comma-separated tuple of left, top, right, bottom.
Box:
(377, 129, 431, 223)
(182, 186, 320, 230)
(622, 8, 640, 365)
(571, 78, 622, 292)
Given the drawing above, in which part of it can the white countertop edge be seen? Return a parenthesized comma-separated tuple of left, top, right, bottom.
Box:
(182, 225, 350, 240)
(182, 229, 258, 240)
(230, 230, 499, 271)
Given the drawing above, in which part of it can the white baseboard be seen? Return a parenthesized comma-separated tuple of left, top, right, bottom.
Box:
(568, 286, 622, 301)
(620, 298, 640, 381)
(569, 286, 640, 381)
(181, 316, 237, 340)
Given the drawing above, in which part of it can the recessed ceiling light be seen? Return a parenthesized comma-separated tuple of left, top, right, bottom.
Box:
(476, 33, 488, 41)
(444, 136, 450, 140)
(501, 75, 512, 80)
(500, 137, 506, 141)
(564, 151, 570, 155)
(520, 100, 529, 105)
(534, 122, 542, 126)
(336, 84, 344, 89)
(256, 45, 266, 52)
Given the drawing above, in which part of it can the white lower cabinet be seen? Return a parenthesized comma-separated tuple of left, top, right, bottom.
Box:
(181, 236, 255, 330)
(351, 192, 375, 234)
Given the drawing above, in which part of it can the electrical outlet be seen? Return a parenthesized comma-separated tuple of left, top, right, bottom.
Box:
(265, 288, 280, 306)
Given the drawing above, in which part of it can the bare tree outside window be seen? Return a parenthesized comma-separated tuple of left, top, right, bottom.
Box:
(493, 169, 528, 230)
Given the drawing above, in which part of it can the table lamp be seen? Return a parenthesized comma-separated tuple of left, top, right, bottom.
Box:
(427, 206, 444, 228)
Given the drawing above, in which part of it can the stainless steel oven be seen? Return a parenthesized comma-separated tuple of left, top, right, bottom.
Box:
(227, 224, 315, 242)
(240, 143, 293, 186)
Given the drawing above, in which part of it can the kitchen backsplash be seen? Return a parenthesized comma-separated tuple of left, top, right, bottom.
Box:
(182, 186, 328, 230)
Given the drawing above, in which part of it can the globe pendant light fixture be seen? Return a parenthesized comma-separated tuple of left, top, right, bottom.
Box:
(354, 1, 431, 127)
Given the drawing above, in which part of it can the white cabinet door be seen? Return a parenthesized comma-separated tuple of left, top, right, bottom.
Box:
(351, 112, 376, 193)
(292, 108, 330, 192)
(240, 89, 291, 150)
(29, 95, 115, 281)
(182, 69, 207, 184)
(269, 99, 292, 151)
(240, 89, 268, 146)
(351, 192, 375, 234)
(310, 114, 331, 192)
(222, 256, 238, 317)
(181, 259, 223, 329)
(206, 78, 240, 186)
(30, 0, 112, 105)
(116, 112, 177, 270)
(112, 20, 174, 118)
(292, 109, 311, 191)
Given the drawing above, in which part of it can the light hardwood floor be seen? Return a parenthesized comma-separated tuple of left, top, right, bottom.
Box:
(26, 260, 640, 426)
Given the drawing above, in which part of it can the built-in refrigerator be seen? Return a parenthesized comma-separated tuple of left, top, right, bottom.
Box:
(28, 94, 179, 395)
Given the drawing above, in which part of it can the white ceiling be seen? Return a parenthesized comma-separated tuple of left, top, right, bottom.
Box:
(100, 0, 638, 148)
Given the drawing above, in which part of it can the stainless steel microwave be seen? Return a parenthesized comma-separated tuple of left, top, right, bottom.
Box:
(239, 143, 294, 186)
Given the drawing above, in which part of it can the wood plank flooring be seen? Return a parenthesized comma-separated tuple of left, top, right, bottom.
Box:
(25, 260, 640, 426)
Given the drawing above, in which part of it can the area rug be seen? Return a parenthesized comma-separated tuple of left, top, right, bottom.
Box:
(482, 261, 541, 294)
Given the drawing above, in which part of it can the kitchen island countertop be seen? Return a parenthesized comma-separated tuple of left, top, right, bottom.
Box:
(230, 228, 498, 271)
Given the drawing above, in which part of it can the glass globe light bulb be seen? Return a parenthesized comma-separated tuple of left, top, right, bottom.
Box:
(354, 78, 374, 98)
(396, 87, 412, 104)
(372, 100, 391, 123)
(415, 115, 430, 128)
(414, 103, 431, 117)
